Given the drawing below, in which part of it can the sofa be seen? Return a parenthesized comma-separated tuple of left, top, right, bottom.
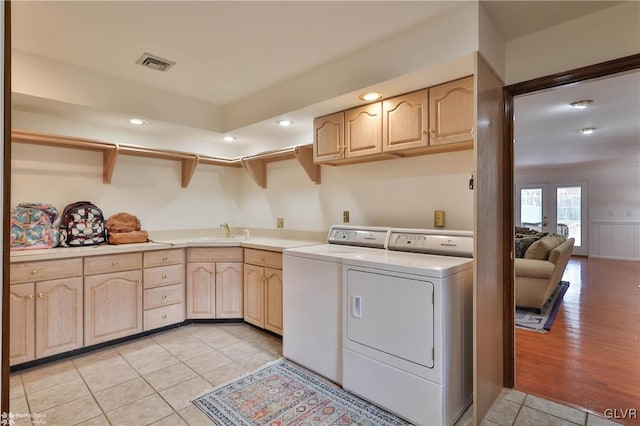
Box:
(515, 235, 575, 310)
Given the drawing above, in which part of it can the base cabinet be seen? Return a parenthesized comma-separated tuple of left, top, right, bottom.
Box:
(186, 248, 243, 319)
(10, 258, 84, 366)
(84, 269, 143, 346)
(243, 249, 283, 335)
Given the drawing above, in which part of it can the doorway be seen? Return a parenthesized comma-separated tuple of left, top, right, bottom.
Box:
(515, 182, 588, 256)
(504, 54, 640, 416)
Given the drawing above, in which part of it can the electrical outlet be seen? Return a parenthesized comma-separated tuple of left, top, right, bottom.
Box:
(276, 218, 284, 228)
(343, 211, 350, 223)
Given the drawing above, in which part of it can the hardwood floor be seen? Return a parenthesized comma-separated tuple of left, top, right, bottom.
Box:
(515, 257, 640, 425)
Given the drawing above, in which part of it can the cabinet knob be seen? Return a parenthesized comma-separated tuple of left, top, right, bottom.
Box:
(162, 314, 167, 319)
(38, 293, 43, 298)
(429, 129, 435, 135)
(162, 256, 168, 261)
(27, 294, 33, 300)
(31, 269, 38, 275)
(162, 274, 167, 279)
(162, 295, 167, 300)
(112, 261, 118, 266)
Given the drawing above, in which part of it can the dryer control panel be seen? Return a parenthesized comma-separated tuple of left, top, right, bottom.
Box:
(388, 230, 473, 257)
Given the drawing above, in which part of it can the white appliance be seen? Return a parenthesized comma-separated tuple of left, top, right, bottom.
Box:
(282, 226, 388, 384)
(342, 228, 474, 426)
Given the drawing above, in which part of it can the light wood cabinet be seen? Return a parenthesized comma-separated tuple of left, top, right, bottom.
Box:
(264, 268, 283, 335)
(143, 249, 185, 331)
(345, 102, 382, 158)
(186, 263, 216, 318)
(9, 283, 35, 365)
(35, 277, 83, 359)
(216, 263, 243, 319)
(313, 112, 344, 163)
(243, 264, 265, 328)
(84, 269, 143, 346)
(84, 252, 142, 275)
(10, 259, 84, 366)
(383, 89, 429, 152)
(429, 76, 474, 146)
(243, 249, 283, 335)
(186, 248, 243, 319)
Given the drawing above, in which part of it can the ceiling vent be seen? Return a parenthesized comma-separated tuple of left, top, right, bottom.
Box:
(136, 52, 176, 72)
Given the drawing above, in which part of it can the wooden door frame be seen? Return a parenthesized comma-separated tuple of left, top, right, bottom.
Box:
(2, 0, 11, 415)
(502, 53, 640, 387)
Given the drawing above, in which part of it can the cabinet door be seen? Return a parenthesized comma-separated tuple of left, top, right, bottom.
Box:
(383, 89, 429, 152)
(264, 268, 283, 335)
(84, 270, 142, 346)
(243, 264, 264, 328)
(314, 112, 344, 163)
(345, 102, 382, 158)
(186, 263, 216, 319)
(429, 76, 474, 146)
(216, 262, 243, 319)
(10, 283, 35, 365)
(35, 277, 83, 358)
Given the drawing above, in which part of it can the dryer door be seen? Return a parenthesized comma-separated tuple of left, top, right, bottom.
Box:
(345, 268, 434, 368)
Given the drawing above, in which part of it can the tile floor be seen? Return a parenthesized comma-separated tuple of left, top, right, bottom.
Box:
(9, 323, 622, 426)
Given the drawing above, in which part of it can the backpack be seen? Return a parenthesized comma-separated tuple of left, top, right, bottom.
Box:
(10, 203, 59, 250)
(59, 201, 106, 247)
(106, 212, 149, 245)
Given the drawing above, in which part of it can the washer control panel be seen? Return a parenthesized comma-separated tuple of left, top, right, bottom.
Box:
(328, 226, 388, 248)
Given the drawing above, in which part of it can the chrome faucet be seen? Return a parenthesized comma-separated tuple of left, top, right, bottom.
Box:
(220, 223, 230, 238)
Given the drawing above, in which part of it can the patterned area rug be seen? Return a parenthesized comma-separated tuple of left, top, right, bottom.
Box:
(192, 358, 410, 426)
(516, 281, 569, 333)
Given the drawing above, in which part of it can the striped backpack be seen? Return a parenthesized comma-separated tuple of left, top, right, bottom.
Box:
(59, 201, 106, 247)
(10, 203, 60, 250)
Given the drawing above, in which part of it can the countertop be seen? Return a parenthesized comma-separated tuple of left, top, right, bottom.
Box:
(10, 236, 324, 263)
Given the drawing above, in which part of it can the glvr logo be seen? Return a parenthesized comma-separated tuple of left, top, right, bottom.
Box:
(604, 408, 637, 419)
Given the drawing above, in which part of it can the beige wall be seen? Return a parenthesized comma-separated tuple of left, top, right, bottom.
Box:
(12, 142, 474, 233)
(505, 2, 640, 85)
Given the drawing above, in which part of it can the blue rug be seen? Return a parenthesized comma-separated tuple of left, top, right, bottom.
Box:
(192, 358, 410, 426)
(516, 281, 569, 333)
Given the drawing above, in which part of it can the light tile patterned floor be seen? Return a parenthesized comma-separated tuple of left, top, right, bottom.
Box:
(9, 323, 623, 426)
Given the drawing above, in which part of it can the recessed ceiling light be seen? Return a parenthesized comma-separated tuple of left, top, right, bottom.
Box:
(570, 100, 593, 109)
(277, 119, 293, 127)
(129, 118, 147, 125)
(359, 92, 382, 101)
(223, 136, 236, 142)
(579, 127, 595, 135)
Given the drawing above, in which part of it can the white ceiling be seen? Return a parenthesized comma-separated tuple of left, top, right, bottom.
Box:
(10, 1, 636, 165)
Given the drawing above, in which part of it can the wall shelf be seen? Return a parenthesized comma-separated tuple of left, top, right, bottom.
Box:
(11, 130, 319, 189)
(241, 145, 320, 189)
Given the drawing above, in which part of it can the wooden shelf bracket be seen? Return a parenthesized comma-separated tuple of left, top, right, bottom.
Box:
(103, 145, 119, 184)
(181, 154, 200, 188)
(241, 157, 267, 189)
(294, 145, 321, 185)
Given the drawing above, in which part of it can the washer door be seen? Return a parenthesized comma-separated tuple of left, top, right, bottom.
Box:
(345, 268, 434, 368)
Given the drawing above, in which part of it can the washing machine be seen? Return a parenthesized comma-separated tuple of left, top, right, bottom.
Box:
(282, 225, 388, 384)
(341, 228, 474, 426)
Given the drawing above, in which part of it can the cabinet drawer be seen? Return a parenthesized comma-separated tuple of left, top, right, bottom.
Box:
(11, 258, 82, 284)
(84, 253, 142, 275)
(144, 264, 184, 289)
(143, 302, 185, 331)
(144, 283, 185, 310)
(187, 247, 243, 263)
(244, 248, 282, 269)
(144, 249, 184, 268)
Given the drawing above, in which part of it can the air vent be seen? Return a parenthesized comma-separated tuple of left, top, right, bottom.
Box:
(135, 52, 176, 72)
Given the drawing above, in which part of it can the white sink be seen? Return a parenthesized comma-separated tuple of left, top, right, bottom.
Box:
(188, 235, 249, 242)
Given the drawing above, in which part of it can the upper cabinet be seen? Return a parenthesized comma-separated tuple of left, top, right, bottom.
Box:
(382, 89, 429, 153)
(428, 76, 474, 146)
(314, 76, 474, 165)
(314, 112, 344, 163)
(345, 102, 382, 159)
